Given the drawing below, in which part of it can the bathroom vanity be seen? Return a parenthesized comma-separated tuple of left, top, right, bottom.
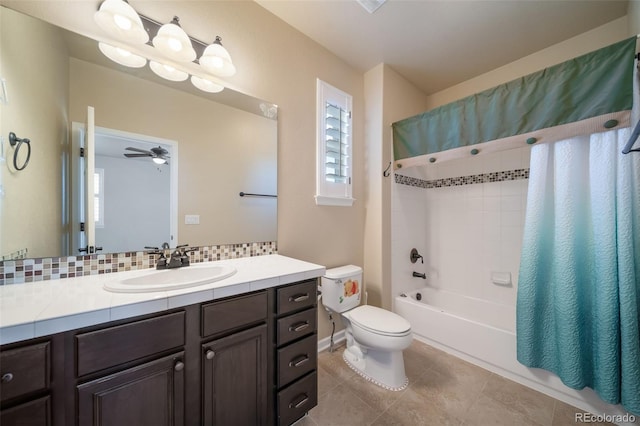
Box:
(0, 255, 323, 426)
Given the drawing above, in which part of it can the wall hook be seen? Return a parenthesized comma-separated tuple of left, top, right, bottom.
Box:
(383, 161, 392, 177)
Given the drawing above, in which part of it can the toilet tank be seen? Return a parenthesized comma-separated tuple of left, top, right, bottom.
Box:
(321, 265, 362, 313)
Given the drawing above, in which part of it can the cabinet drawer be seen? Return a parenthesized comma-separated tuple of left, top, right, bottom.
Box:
(76, 311, 185, 377)
(276, 280, 316, 316)
(0, 395, 51, 426)
(277, 334, 317, 388)
(202, 291, 267, 338)
(277, 371, 317, 426)
(0, 341, 50, 402)
(277, 308, 316, 346)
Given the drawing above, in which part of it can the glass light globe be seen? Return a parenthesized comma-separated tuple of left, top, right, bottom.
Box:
(98, 42, 146, 68)
(152, 17, 196, 63)
(149, 61, 189, 82)
(94, 0, 148, 44)
(199, 36, 236, 77)
(191, 76, 224, 93)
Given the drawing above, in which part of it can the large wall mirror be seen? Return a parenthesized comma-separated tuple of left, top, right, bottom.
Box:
(0, 6, 277, 260)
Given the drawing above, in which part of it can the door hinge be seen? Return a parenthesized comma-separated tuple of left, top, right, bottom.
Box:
(80, 222, 85, 232)
(348, 111, 352, 119)
(80, 147, 85, 157)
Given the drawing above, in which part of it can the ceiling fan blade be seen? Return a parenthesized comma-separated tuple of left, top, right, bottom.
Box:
(125, 147, 152, 154)
(124, 153, 151, 158)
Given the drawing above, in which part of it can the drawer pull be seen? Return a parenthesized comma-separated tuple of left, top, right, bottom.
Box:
(288, 321, 310, 333)
(1, 373, 13, 383)
(205, 350, 215, 360)
(288, 393, 309, 409)
(174, 361, 185, 372)
(289, 355, 309, 368)
(289, 294, 309, 303)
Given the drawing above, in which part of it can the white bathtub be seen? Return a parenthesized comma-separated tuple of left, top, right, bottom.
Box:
(395, 287, 637, 425)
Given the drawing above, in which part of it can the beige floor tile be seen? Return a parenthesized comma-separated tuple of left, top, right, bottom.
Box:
(292, 414, 318, 426)
(308, 383, 383, 426)
(409, 366, 486, 423)
(371, 387, 461, 426)
(341, 368, 408, 411)
(482, 373, 555, 425)
(552, 401, 615, 426)
(462, 394, 541, 426)
(317, 345, 357, 384)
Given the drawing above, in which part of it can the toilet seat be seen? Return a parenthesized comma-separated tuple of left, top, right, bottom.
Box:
(346, 305, 411, 337)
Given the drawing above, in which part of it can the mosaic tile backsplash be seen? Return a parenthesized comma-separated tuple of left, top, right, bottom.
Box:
(395, 168, 529, 189)
(0, 241, 277, 285)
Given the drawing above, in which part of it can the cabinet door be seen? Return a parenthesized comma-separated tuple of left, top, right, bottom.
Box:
(77, 352, 185, 426)
(202, 324, 268, 426)
(0, 396, 51, 426)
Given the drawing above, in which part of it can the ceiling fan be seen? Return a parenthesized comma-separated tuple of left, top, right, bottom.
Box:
(124, 146, 170, 164)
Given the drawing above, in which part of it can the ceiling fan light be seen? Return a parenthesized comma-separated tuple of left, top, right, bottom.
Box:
(98, 42, 147, 68)
(152, 157, 167, 164)
(199, 36, 236, 77)
(149, 60, 189, 81)
(152, 16, 196, 62)
(94, 0, 148, 44)
(191, 75, 224, 93)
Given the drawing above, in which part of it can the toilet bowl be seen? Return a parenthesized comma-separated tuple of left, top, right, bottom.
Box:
(321, 265, 412, 390)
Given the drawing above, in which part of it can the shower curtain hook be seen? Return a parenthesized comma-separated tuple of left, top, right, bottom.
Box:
(383, 161, 392, 177)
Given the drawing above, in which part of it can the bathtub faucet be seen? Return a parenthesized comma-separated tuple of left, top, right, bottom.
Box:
(412, 271, 426, 279)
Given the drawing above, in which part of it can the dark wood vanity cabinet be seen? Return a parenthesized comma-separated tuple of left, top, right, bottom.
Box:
(0, 341, 54, 426)
(0, 279, 319, 426)
(201, 291, 269, 425)
(274, 280, 319, 426)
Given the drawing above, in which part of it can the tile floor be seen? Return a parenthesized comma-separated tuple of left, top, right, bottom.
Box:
(297, 340, 614, 426)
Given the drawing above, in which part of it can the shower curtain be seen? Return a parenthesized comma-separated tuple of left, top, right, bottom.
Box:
(517, 76, 640, 414)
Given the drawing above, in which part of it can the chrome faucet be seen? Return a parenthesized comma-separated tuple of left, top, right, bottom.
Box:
(146, 244, 196, 270)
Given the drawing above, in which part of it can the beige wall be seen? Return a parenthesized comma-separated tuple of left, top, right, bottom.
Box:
(69, 58, 277, 247)
(0, 7, 68, 258)
(629, 1, 640, 35)
(363, 64, 430, 310)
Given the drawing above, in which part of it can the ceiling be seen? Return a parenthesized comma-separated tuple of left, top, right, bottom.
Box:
(255, 0, 630, 95)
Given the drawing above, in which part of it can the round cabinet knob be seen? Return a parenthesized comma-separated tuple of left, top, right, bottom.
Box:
(205, 350, 215, 360)
(1, 373, 13, 383)
(174, 361, 185, 372)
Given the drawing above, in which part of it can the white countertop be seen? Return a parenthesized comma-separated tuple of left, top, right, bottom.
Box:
(0, 255, 325, 345)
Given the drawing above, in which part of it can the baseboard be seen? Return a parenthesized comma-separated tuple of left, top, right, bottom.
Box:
(317, 330, 346, 352)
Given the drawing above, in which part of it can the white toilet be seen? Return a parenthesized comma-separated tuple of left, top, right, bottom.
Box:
(321, 265, 412, 391)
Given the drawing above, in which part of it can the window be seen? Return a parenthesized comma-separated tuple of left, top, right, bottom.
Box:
(94, 168, 104, 228)
(315, 79, 354, 206)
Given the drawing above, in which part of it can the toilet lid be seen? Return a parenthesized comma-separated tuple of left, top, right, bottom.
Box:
(349, 305, 411, 335)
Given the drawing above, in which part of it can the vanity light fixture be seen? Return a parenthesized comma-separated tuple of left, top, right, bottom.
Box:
(94, 0, 148, 44)
(152, 16, 197, 63)
(98, 42, 147, 68)
(190, 75, 224, 93)
(94, 2, 235, 92)
(199, 37, 236, 77)
(149, 61, 189, 82)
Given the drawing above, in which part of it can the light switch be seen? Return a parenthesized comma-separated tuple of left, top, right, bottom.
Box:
(185, 214, 200, 225)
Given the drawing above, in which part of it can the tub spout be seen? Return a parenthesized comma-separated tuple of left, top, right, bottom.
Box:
(412, 272, 426, 279)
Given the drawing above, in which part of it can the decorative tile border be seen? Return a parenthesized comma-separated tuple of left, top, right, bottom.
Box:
(0, 241, 277, 285)
(395, 168, 529, 189)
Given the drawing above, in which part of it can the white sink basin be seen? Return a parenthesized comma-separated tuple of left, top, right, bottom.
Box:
(104, 264, 237, 293)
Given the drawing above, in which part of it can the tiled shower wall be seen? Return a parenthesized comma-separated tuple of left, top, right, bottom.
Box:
(391, 147, 531, 308)
(0, 241, 277, 285)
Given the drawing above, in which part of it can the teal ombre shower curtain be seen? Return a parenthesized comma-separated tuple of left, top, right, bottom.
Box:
(517, 80, 640, 413)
